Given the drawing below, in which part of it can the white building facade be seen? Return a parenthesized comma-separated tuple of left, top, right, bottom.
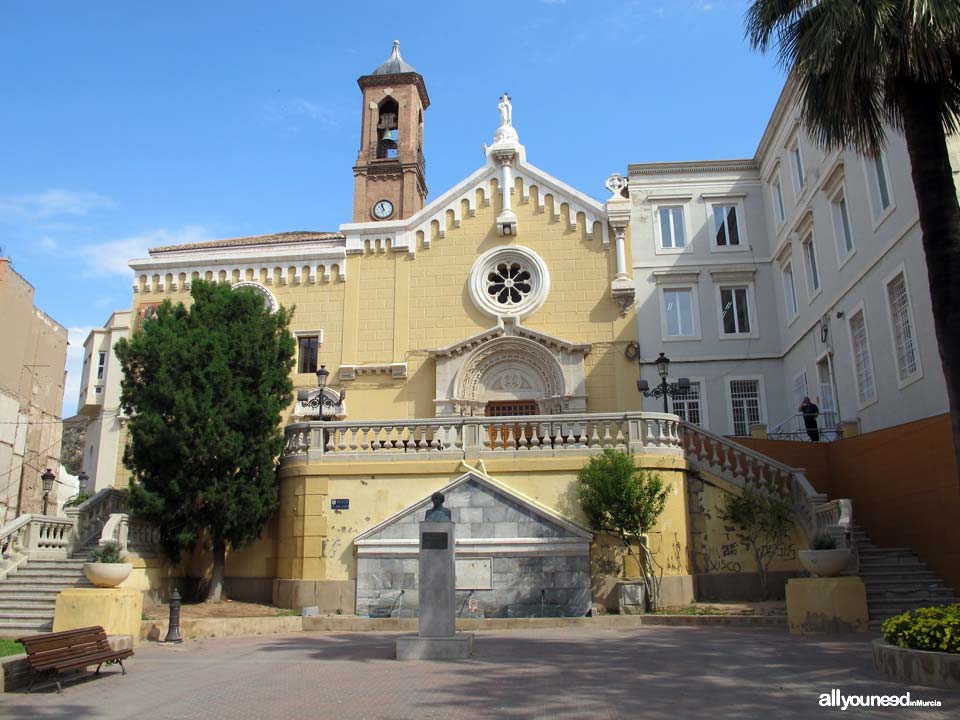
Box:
(629, 76, 951, 438)
(77, 310, 131, 492)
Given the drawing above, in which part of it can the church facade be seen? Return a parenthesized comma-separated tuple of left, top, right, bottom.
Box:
(111, 43, 916, 612)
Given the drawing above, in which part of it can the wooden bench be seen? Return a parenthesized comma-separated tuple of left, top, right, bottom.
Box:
(16, 626, 134, 693)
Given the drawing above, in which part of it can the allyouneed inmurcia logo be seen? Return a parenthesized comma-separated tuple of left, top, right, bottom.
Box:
(819, 689, 942, 710)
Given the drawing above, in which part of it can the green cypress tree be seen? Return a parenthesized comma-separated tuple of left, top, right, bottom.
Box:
(115, 281, 295, 602)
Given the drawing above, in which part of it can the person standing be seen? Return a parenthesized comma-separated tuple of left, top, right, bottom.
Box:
(799, 396, 820, 442)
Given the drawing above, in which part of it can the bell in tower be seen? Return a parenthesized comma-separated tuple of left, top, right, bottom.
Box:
(353, 41, 430, 223)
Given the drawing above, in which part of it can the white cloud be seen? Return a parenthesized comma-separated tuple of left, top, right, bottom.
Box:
(62, 325, 93, 418)
(0, 189, 114, 221)
(261, 98, 339, 127)
(39, 236, 58, 252)
(75, 226, 211, 277)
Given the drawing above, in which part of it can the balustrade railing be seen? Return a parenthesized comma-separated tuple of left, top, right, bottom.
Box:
(99, 513, 161, 556)
(283, 412, 684, 461)
(681, 422, 852, 549)
(67, 487, 129, 549)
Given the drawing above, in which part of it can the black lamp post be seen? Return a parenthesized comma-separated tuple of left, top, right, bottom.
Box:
(78, 470, 89, 496)
(296, 365, 347, 419)
(41, 468, 55, 515)
(637, 352, 691, 414)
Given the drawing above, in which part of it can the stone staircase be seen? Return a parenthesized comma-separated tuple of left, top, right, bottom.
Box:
(851, 524, 959, 629)
(0, 552, 95, 637)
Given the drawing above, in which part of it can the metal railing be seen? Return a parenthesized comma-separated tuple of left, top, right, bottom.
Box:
(768, 411, 842, 442)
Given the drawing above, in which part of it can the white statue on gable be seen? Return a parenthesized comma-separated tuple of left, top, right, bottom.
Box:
(498, 93, 512, 127)
(493, 93, 519, 146)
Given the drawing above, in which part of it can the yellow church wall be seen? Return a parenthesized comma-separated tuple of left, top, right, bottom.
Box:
(272, 454, 691, 609)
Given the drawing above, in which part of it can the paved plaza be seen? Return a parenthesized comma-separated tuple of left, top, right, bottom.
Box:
(2, 626, 957, 719)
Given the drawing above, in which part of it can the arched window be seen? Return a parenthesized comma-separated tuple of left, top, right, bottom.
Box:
(376, 97, 399, 159)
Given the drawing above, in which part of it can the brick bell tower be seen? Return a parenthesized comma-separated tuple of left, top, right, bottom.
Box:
(353, 41, 430, 223)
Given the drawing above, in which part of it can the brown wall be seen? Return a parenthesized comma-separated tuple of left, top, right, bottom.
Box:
(737, 414, 960, 591)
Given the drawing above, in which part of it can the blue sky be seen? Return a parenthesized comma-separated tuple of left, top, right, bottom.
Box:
(0, 1, 785, 416)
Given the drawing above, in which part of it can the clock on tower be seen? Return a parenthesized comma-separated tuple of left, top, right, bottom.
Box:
(352, 41, 429, 223)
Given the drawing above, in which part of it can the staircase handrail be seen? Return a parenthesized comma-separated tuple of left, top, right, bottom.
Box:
(68, 487, 129, 550)
(681, 421, 852, 548)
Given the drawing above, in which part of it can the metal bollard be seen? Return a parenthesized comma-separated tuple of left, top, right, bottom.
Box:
(164, 588, 183, 643)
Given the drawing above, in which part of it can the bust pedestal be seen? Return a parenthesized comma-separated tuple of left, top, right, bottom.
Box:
(396, 520, 474, 660)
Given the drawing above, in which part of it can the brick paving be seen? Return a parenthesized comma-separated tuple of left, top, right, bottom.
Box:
(2, 626, 958, 719)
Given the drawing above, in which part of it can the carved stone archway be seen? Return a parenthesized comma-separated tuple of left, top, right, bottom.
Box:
(430, 318, 590, 417)
(455, 337, 567, 415)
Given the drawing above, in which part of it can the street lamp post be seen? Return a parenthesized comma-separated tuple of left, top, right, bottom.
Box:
(78, 470, 89, 496)
(41, 468, 56, 515)
(637, 352, 691, 414)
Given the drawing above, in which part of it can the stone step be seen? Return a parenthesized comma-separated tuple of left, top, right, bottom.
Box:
(0, 598, 56, 610)
(862, 578, 947, 591)
(868, 598, 958, 614)
(867, 589, 957, 603)
(17, 564, 87, 574)
(0, 618, 54, 635)
(11, 568, 86, 578)
(0, 586, 70, 596)
(0, 608, 55, 619)
(0, 573, 90, 589)
(858, 570, 936, 581)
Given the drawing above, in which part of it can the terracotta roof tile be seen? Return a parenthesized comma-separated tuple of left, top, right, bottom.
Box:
(150, 231, 345, 254)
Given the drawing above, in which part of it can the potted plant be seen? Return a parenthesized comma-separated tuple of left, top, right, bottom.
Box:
(83, 541, 133, 588)
(798, 532, 851, 578)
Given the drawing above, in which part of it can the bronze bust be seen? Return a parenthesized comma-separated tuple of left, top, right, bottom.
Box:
(424, 491, 452, 521)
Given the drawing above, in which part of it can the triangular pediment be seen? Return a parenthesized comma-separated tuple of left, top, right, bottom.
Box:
(427, 317, 591, 358)
(354, 471, 593, 545)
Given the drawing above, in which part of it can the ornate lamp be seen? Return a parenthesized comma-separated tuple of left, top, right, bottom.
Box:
(78, 470, 90, 495)
(41, 468, 55, 515)
(316, 365, 330, 389)
(637, 352, 691, 414)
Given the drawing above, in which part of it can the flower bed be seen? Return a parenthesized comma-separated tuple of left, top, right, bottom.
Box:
(882, 604, 960, 654)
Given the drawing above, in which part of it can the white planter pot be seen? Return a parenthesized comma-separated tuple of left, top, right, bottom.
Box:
(798, 549, 851, 578)
(83, 562, 133, 588)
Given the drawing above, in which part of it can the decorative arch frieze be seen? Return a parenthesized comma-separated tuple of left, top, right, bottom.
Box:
(232, 281, 278, 313)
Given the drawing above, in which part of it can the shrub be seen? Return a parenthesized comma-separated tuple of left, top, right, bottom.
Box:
(90, 541, 125, 564)
(63, 492, 92, 509)
(810, 533, 837, 550)
(882, 604, 960, 654)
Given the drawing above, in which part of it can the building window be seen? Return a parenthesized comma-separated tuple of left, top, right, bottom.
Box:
(672, 381, 703, 426)
(867, 153, 893, 218)
(297, 336, 320, 374)
(662, 288, 696, 337)
(96, 352, 107, 381)
(712, 205, 741, 247)
(816, 357, 837, 415)
(772, 176, 786, 225)
(782, 260, 798, 320)
(848, 307, 877, 406)
(791, 371, 808, 412)
(658, 206, 686, 249)
(831, 191, 854, 262)
(729, 379, 763, 436)
(790, 141, 805, 193)
(801, 233, 820, 295)
(886, 271, 920, 384)
(720, 286, 751, 335)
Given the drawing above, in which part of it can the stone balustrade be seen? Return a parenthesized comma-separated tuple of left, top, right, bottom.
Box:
(682, 422, 851, 550)
(282, 411, 685, 462)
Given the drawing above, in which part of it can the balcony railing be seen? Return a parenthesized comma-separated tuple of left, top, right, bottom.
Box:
(282, 412, 684, 462)
(768, 411, 842, 442)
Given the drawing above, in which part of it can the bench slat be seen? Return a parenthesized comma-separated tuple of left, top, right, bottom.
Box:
(34, 649, 134, 673)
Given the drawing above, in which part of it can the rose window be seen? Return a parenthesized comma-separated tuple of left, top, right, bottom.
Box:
(486, 262, 532, 306)
(469, 246, 549, 318)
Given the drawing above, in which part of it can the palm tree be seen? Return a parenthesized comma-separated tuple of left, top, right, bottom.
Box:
(746, 1, 960, 473)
